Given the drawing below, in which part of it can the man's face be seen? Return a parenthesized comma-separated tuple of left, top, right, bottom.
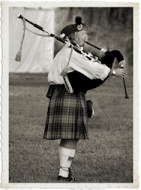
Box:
(75, 30, 87, 47)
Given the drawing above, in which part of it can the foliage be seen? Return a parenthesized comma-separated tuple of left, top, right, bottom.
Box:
(54, 8, 133, 72)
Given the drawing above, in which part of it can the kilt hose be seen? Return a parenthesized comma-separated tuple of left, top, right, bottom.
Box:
(43, 85, 88, 140)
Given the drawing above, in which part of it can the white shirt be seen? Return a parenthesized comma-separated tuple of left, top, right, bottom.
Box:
(48, 44, 110, 84)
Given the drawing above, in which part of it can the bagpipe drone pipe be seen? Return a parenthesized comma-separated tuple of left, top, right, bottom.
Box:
(16, 15, 129, 99)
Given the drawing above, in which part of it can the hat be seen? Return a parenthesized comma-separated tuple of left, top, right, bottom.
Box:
(60, 16, 85, 38)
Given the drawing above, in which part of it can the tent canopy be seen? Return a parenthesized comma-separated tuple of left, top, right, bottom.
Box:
(9, 7, 54, 73)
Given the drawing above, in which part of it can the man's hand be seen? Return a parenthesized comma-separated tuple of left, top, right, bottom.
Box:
(119, 60, 126, 67)
(101, 48, 107, 54)
(114, 68, 127, 78)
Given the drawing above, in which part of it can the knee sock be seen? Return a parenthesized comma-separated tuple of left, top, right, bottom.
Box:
(59, 146, 76, 178)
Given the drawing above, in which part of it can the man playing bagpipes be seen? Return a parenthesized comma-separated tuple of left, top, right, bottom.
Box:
(43, 16, 126, 182)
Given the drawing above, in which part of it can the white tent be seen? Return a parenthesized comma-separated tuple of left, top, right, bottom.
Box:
(9, 7, 54, 73)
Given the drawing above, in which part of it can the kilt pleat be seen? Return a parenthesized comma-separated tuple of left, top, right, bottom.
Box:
(43, 85, 88, 140)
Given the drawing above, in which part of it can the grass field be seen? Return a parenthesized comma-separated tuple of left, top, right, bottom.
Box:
(9, 73, 133, 183)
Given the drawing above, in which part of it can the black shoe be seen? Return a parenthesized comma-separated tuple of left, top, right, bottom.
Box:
(68, 168, 77, 182)
(57, 175, 77, 182)
(57, 168, 77, 182)
(57, 175, 70, 182)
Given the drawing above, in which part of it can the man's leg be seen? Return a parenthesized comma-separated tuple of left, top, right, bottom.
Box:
(58, 139, 78, 180)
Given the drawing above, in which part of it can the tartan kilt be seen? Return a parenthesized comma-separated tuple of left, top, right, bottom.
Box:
(43, 85, 88, 140)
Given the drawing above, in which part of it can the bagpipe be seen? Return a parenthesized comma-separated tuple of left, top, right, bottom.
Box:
(16, 14, 129, 99)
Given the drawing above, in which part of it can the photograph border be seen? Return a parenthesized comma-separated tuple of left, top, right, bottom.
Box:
(2, 1, 139, 188)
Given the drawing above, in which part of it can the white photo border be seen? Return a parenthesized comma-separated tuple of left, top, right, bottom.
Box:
(2, 1, 139, 189)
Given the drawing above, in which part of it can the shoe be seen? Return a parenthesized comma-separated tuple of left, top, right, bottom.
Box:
(68, 168, 77, 182)
(57, 175, 77, 182)
(57, 175, 70, 182)
(57, 169, 77, 182)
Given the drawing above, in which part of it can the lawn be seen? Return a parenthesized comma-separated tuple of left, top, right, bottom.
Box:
(9, 73, 133, 183)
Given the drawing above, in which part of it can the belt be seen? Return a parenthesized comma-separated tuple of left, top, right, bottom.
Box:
(46, 84, 64, 99)
(46, 84, 86, 99)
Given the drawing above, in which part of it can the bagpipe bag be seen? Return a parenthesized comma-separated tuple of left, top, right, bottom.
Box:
(67, 50, 114, 93)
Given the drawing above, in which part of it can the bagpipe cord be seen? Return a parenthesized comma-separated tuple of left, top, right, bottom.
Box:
(60, 45, 74, 94)
(15, 17, 51, 61)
